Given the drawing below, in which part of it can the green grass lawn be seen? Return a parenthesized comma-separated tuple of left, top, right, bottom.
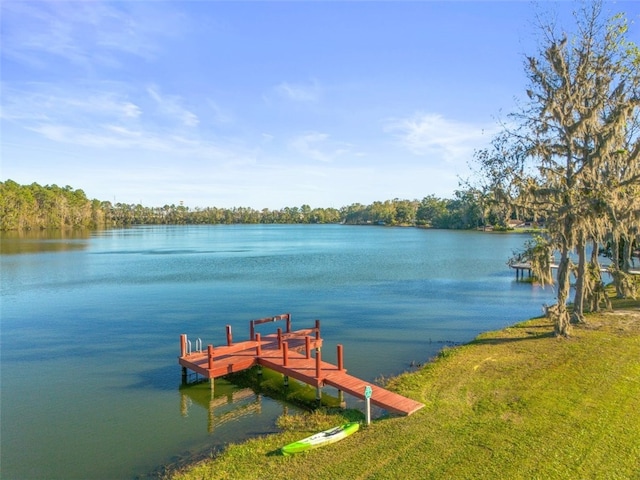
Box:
(170, 301, 640, 480)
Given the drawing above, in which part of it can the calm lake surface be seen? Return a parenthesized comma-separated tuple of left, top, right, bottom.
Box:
(1, 225, 554, 479)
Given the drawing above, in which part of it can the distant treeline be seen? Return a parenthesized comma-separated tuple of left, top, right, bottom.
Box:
(0, 180, 512, 231)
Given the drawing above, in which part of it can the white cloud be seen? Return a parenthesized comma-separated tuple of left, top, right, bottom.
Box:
(1, 84, 142, 123)
(385, 112, 493, 164)
(29, 123, 163, 150)
(207, 100, 234, 125)
(147, 86, 199, 127)
(2, 83, 250, 161)
(289, 131, 350, 163)
(122, 102, 142, 118)
(274, 80, 321, 103)
(0, 1, 171, 69)
(26, 121, 253, 163)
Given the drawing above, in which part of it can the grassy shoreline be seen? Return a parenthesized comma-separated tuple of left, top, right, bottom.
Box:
(169, 299, 640, 480)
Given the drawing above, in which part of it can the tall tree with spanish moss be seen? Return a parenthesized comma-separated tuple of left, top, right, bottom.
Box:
(475, 2, 640, 336)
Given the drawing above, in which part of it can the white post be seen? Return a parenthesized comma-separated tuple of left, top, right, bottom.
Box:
(364, 385, 372, 426)
(365, 397, 371, 426)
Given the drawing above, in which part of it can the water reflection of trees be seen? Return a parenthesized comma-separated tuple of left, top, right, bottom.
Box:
(0, 229, 90, 254)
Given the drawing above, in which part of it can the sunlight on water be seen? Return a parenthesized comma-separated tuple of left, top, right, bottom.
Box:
(0, 225, 555, 479)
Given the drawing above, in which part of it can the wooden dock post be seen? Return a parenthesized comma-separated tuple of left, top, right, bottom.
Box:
(314, 320, 321, 363)
(207, 344, 215, 393)
(255, 333, 262, 376)
(315, 348, 321, 379)
(283, 341, 289, 385)
(315, 348, 323, 403)
(180, 335, 189, 383)
(180, 334, 187, 357)
(282, 341, 289, 367)
(277, 328, 282, 349)
(336, 344, 345, 406)
(286, 313, 292, 333)
(282, 341, 289, 386)
(305, 335, 311, 359)
(226, 325, 233, 346)
(207, 344, 214, 370)
(255, 333, 262, 356)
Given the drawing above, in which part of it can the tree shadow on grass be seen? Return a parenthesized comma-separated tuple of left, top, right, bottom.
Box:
(468, 330, 556, 346)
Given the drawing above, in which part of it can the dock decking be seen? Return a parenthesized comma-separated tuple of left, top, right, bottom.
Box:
(509, 262, 640, 280)
(179, 314, 424, 416)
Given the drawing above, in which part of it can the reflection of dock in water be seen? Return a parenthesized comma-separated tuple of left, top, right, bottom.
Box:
(180, 384, 262, 433)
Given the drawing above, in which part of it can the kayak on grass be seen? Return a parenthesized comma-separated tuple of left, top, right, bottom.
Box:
(281, 422, 360, 456)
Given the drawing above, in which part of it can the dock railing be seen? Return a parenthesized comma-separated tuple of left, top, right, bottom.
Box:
(250, 313, 291, 340)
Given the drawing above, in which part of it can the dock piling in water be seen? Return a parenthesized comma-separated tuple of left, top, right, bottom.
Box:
(226, 325, 233, 346)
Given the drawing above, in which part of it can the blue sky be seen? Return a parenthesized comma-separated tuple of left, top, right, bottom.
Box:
(2, 1, 638, 209)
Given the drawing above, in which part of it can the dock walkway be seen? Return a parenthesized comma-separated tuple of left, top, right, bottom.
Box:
(511, 262, 640, 280)
(179, 314, 424, 416)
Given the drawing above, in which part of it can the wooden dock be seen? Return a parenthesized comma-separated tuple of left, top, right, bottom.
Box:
(511, 262, 640, 280)
(510, 262, 535, 280)
(179, 314, 424, 416)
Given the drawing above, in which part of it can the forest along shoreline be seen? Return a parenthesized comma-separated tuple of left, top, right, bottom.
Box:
(0, 180, 535, 231)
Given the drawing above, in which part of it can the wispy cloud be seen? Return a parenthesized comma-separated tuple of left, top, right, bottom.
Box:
(289, 131, 350, 163)
(274, 80, 321, 103)
(1, 82, 252, 164)
(147, 86, 199, 127)
(385, 112, 493, 164)
(1, 84, 141, 123)
(207, 100, 234, 125)
(25, 120, 257, 167)
(1, 1, 180, 69)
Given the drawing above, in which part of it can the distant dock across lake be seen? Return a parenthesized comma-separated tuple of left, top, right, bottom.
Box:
(510, 262, 640, 281)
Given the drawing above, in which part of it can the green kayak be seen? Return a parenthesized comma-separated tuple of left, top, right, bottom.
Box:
(281, 422, 360, 456)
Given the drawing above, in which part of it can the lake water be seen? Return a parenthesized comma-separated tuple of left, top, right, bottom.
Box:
(0, 225, 554, 479)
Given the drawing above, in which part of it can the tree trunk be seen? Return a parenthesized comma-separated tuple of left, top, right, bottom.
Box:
(611, 234, 624, 298)
(554, 248, 572, 337)
(586, 239, 610, 312)
(622, 234, 632, 274)
(572, 233, 587, 323)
